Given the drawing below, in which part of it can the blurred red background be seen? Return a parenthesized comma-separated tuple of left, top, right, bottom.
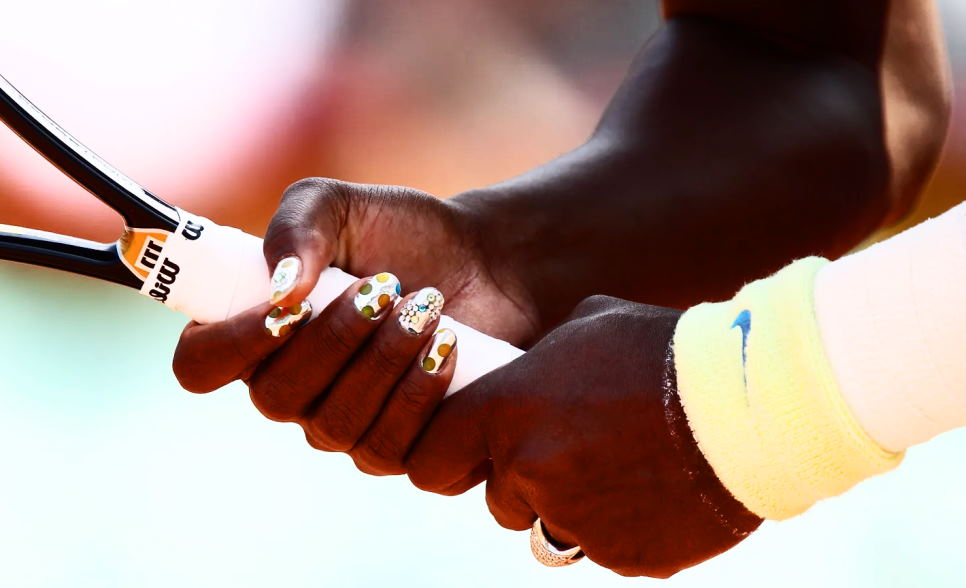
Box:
(0, 0, 655, 241)
(0, 1, 961, 243)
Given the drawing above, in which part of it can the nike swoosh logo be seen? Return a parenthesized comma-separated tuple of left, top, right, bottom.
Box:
(731, 309, 752, 378)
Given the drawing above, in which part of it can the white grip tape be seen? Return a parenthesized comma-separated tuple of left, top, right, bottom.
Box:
(137, 209, 523, 395)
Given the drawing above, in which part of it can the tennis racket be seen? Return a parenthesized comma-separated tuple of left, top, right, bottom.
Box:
(0, 73, 522, 393)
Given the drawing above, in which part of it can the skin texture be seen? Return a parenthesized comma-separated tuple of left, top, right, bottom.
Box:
(665, 0, 950, 227)
(172, 0, 951, 577)
(257, 179, 537, 345)
(175, 274, 459, 475)
(464, 3, 949, 330)
(174, 179, 519, 474)
(405, 296, 762, 578)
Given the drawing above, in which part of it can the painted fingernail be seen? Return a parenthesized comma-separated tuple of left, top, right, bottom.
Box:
(270, 256, 301, 304)
(399, 287, 444, 335)
(354, 272, 401, 319)
(422, 328, 456, 373)
(264, 300, 313, 338)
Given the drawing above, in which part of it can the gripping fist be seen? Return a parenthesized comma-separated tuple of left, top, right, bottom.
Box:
(405, 295, 762, 577)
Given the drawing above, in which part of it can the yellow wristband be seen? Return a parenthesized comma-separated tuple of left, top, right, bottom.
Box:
(673, 257, 903, 520)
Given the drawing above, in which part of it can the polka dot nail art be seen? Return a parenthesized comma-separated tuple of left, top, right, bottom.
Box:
(422, 328, 456, 373)
(264, 300, 313, 337)
(354, 272, 401, 319)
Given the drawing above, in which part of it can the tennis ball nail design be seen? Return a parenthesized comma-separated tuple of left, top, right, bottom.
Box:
(270, 256, 301, 304)
(422, 328, 456, 373)
(264, 300, 312, 338)
(399, 287, 444, 335)
(354, 272, 401, 319)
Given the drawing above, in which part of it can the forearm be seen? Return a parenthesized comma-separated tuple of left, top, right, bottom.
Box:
(455, 18, 892, 333)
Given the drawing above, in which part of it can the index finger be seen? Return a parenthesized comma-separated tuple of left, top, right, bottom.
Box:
(172, 300, 312, 393)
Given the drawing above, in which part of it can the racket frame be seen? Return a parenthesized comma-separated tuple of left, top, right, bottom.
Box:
(0, 73, 180, 287)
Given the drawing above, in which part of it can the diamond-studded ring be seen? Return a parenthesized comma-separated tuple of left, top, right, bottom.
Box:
(530, 518, 585, 567)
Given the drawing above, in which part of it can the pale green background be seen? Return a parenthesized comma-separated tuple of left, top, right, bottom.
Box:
(1, 264, 965, 587)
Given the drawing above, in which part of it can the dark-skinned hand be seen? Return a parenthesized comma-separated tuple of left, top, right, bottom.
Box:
(172, 178, 533, 474)
(405, 295, 763, 578)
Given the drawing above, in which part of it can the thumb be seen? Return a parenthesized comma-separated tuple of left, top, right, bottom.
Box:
(263, 178, 353, 307)
(406, 381, 495, 495)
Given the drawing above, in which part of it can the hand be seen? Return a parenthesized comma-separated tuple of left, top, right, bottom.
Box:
(171, 178, 531, 473)
(175, 177, 534, 393)
(174, 273, 459, 475)
(404, 295, 762, 577)
(261, 178, 536, 344)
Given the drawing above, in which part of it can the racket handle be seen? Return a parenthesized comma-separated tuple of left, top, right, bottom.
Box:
(136, 210, 523, 395)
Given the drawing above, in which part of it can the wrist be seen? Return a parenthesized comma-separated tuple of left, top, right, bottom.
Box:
(450, 138, 631, 332)
(443, 192, 543, 344)
(673, 258, 903, 521)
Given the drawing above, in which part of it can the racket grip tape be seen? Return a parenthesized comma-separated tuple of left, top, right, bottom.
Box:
(135, 210, 523, 395)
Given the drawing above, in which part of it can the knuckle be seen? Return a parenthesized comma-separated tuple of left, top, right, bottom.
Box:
(361, 435, 399, 463)
(248, 372, 304, 422)
(283, 176, 329, 196)
(407, 473, 437, 493)
(484, 490, 530, 531)
(225, 319, 265, 365)
(352, 440, 405, 476)
(311, 402, 363, 451)
(281, 177, 342, 209)
(312, 314, 359, 358)
(393, 378, 439, 416)
(269, 177, 350, 246)
(368, 338, 408, 375)
(283, 177, 352, 214)
(406, 465, 445, 494)
(349, 455, 381, 476)
(301, 425, 335, 452)
(436, 482, 476, 497)
(265, 209, 303, 237)
(571, 294, 621, 319)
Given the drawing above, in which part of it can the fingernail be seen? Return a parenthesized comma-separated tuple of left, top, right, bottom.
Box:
(422, 328, 456, 373)
(264, 300, 313, 338)
(270, 256, 301, 304)
(399, 287, 444, 335)
(354, 272, 401, 319)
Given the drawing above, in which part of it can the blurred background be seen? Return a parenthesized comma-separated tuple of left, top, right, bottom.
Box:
(0, 1, 964, 586)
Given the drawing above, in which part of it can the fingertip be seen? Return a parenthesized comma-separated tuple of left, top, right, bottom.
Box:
(353, 272, 402, 321)
(263, 300, 314, 338)
(267, 254, 316, 308)
(420, 328, 457, 376)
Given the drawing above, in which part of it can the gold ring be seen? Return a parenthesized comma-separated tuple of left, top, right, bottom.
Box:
(529, 518, 584, 567)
